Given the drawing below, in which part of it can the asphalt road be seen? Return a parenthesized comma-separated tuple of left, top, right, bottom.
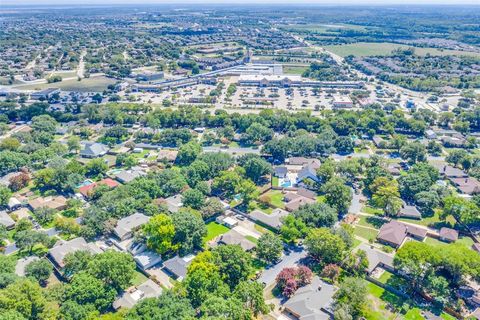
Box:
(257, 246, 307, 287)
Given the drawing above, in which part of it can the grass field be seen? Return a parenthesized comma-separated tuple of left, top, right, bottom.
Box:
(285, 23, 368, 33)
(203, 222, 229, 242)
(14, 76, 116, 92)
(325, 42, 480, 57)
(283, 65, 309, 75)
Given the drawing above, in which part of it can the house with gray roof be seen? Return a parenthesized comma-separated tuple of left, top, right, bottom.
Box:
(217, 229, 256, 251)
(283, 276, 336, 320)
(162, 254, 195, 281)
(48, 237, 102, 270)
(114, 169, 146, 184)
(79, 142, 109, 158)
(398, 203, 422, 220)
(273, 166, 288, 178)
(0, 211, 15, 229)
(114, 213, 150, 241)
(357, 243, 394, 274)
(439, 227, 459, 243)
(250, 208, 289, 230)
(113, 279, 163, 310)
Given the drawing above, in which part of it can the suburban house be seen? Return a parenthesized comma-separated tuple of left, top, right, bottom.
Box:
(79, 142, 109, 158)
(113, 279, 163, 310)
(433, 163, 468, 179)
(114, 213, 150, 241)
(250, 208, 289, 230)
(155, 195, 183, 213)
(398, 203, 422, 220)
(283, 276, 336, 320)
(273, 166, 288, 179)
(284, 194, 316, 212)
(29, 196, 68, 211)
(0, 211, 15, 229)
(114, 169, 146, 184)
(157, 149, 179, 163)
(449, 177, 480, 196)
(78, 178, 119, 198)
(162, 254, 195, 281)
(357, 243, 394, 274)
(48, 237, 102, 271)
(128, 242, 163, 270)
(439, 227, 459, 243)
(7, 197, 22, 211)
(217, 229, 256, 251)
(377, 221, 427, 248)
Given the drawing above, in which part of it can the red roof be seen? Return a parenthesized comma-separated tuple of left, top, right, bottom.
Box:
(78, 178, 119, 196)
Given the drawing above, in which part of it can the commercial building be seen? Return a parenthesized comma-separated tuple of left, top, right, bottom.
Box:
(237, 74, 363, 89)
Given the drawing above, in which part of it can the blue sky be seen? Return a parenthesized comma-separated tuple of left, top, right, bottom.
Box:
(4, 0, 480, 5)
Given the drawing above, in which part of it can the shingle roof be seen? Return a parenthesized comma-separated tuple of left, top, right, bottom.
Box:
(377, 221, 407, 247)
(439, 227, 459, 242)
(114, 213, 150, 240)
(163, 254, 195, 280)
(283, 276, 335, 320)
(48, 237, 102, 268)
(250, 208, 289, 229)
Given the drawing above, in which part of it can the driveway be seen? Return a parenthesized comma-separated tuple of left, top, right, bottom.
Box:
(257, 246, 307, 287)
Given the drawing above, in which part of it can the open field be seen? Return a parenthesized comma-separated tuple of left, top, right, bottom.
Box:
(13, 76, 116, 92)
(325, 42, 480, 57)
(283, 65, 309, 75)
(283, 23, 369, 33)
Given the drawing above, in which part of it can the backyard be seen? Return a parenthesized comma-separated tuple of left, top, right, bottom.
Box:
(203, 222, 229, 242)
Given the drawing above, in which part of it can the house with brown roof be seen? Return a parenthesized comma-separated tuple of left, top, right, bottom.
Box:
(157, 149, 178, 163)
(439, 227, 459, 243)
(449, 177, 480, 196)
(285, 196, 316, 212)
(28, 196, 68, 212)
(377, 221, 427, 248)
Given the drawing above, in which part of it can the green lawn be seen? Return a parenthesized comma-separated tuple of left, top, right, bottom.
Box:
(357, 215, 387, 229)
(425, 236, 474, 250)
(398, 209, 455, 229)
(271, 177, 279, 187)
(283, 65, 309, 75)
(264, 190, 285, 208)
(354, 226, 379, 242)
(132, 270, 148, 286)
(362, 205, 384, 215)
(14, 76, 116, 92)
(325, 42, 480, 58)
(204, 222, 229, 242)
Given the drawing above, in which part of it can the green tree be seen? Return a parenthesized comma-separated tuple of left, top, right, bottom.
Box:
(256, 233, 283, 264)
(334, 277, 368, 319)
(25, 258, 53, 285)
(0, 186, 12, 207)
(182, 188, 205, 210)
(400, 142, 427, 164)
(293, 202, 337, 228)
(87, 251, 136, 292)
(64, 272, 116, 311)
(171, 209, 206, 255)
(320, 177, 352, 215)
(126, 292, 195, 320)
(304, 228, 346, 265)
(176, 141, 202, 166)
(0, 279, 47, 319)
(213, 245, 253, 289)
(142, 214, 178, 254)
(233, 281, 270, 317)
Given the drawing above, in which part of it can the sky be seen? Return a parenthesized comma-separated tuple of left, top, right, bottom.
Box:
(3, 0, 480, 5)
